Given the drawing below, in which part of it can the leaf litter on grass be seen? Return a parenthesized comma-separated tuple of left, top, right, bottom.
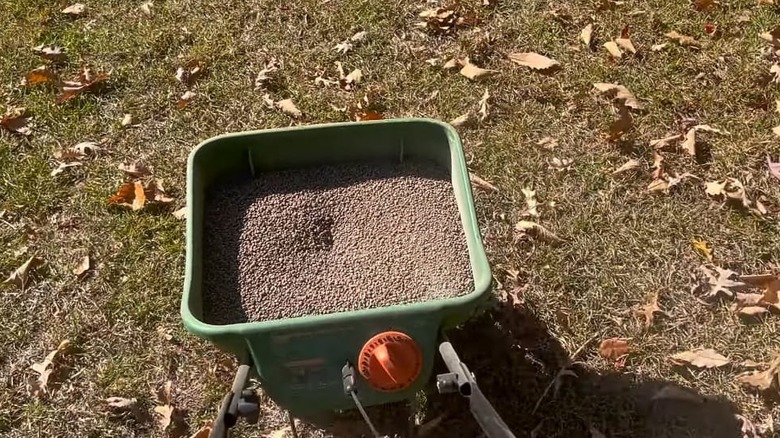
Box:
(671, 348, 730, 368)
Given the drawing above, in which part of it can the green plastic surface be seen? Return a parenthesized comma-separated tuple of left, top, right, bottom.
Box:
(181, 119, 491, 416)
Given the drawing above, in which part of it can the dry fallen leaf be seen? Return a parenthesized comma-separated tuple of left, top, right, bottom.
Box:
(705, 177, 761, 213)
(189, 421, 213, 438)
(693, 0, 716, 11)
(515, 220, 562, 243)
(118, 160, 152, 178)
(606, 103, 633, 141)
(671, 348, 730, 368)
(508, 52, 561, 71)
(175, 59, 207, 87)
(651, 42, 669, 51)
(177, 90, 197, 108)
(477, 89, 490, 122)
(4, 256, 44, 289)
(759, 26, 780, 47)
(140, 1, 153, 15)
(154, 404, 178, 430)
(603, 41, 623, 58)
(172, 207, 187, 220)
(25, 66, 60, 86)
(73, 255, 91, 279)
(537, 136, 558, 149)
(593, 83, 643, 110)
(598, 338, 631, 361)
(121, 113, 134, 127)
(449, 113, 474, 128)
(666, 31, 700, 47)
(581, 24, 594, 47)
(611, 158, 640, 175)
(32, 45, 67, 62)
(737, 353, 780, 395)
(108, 181, 145, 211)
(57, 67, 109, 103)
(442, 58, 461, 70)
(634, 292, 667, 328)
(28, 340, 70, 398)
(51, 161, 82, 176)
(615, 37, 637, 54)
(649, 134, 682, 150)
(681, 124, 728, 155)
(459, 59, 497, 81)
(768, 156, 780, 181)
(692, 264, 750, 301)
(62, 3, 86, 15)
(691, 239, 714, 262)
(417, 7, 473, 33)
(521, 188, 539, 217)
(1, 107, 32, 135)
(469, 172, 498, 192)
(54, 141, 101, 162)
(254, 57, 281, 90)
(105, 397, 138, 410)
(276, 99, 302, 118)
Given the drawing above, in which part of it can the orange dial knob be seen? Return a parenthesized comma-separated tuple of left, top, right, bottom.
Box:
(358, 331, 423, 392)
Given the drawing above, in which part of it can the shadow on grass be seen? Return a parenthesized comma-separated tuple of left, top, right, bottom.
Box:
(314, 298, 744, 438)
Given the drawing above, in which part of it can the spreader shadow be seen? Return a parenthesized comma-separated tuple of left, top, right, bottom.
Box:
(417, 300, 744, 438)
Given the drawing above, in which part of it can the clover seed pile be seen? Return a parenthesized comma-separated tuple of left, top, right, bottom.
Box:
(201, 161, 473, 325)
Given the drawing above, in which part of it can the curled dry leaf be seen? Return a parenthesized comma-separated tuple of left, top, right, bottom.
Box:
(611, 158, 640, 175)
(581, 24, 594, 47)
(442, 58, 461, 70)
(508, 52, 561, 71)
(417, 7, 472, 34)
(51, 161, 82, 176)
(118, 159, 152, 178)
(28, 340, 70, 398)
(4, 256, 44, 289)
(681, 124, 728, 155)
(705, 177, 762, 214)
(593, 83, 642, 110)
(670, 348, 730, 368)
(62, 3, 86, 15)
(521, 188, 539, 217)
(54, 141, 101, 162)
(58, 67, 109, 103)
(606, 103, 633, 141)
(692, 264, 750, 301)
(647, 172, 696, 194)
(649, 134, 682, 150)
(73, 255, 91, 279)
(665, 31, 699, 47)
(598, 338, 631, 361)
(459, 60, 497, 81)
(634, 292, 667, 328)
(108, 179, 173, 211)
(691, 239, 713, 262)
(469, 172, 498, 192)
(759, 26, 780, 47)
(154, 404, 179, 430)
(32, 45, 66, 62)
(276, 99, 302, 118)
(449, 113, 474, 128)
(737, 353, 780, 395)
(604, 41, 623, 58)
(351, 31, 368, 42)
(1, 107, 32, 135)
(515, 220, 562, 243)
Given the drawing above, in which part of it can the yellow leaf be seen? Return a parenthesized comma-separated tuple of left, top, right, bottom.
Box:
(508, 52, 561, 70)
(691, 239, 713, 262)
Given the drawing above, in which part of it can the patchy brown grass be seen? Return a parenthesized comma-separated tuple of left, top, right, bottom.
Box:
(1, 0, 779, 437)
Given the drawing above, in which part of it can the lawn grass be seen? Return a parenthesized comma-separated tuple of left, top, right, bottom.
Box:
(1, 0, 779, 437)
